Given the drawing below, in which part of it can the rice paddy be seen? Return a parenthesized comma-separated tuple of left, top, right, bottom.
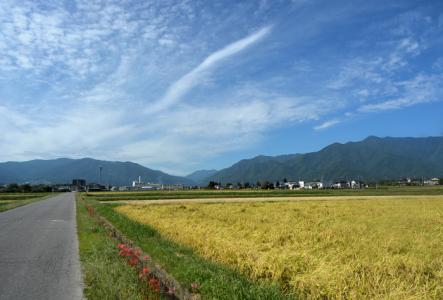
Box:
(0, 193, 52, 212)
(115, 195, 443, 299)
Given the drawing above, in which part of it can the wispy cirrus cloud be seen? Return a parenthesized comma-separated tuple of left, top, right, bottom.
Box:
(314, 119, 341, 130)
(314, 10, 443, 129)
(358, 73, 442, 112)
(147, 26, 272, 114)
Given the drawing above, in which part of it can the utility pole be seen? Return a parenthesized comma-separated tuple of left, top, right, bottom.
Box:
(99, 166, 103, 185)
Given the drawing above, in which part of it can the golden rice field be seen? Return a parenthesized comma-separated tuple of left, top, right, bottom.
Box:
(115, 196, 443, 299)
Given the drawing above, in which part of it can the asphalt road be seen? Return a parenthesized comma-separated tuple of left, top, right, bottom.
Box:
(0, 193, 83, 300)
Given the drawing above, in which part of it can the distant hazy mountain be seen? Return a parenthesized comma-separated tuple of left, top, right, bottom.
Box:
(0, 158, 194, 186)
(206, 136, 443, 184)
(186, 169, 218, 185)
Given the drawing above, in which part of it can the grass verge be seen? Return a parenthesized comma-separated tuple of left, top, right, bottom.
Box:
(76, 194, 159, 300)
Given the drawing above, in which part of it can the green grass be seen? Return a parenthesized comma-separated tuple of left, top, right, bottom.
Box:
(76, 195, 158, 300)
(85, 195, 292, 300)
(86, 186, 443, 202)
(0, 193, 53, 212)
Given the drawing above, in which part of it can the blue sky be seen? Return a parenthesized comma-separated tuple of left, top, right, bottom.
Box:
(0, 0, 442, 175)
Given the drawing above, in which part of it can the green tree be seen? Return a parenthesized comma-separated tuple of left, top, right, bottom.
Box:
(6, 183, 20, 193)
(22, 184, 32, 193)
(261, 181, 274, 189)
(207, 181, 217, 189)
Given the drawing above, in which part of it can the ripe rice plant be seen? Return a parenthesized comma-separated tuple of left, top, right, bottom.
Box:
(115, 196, 443, 299)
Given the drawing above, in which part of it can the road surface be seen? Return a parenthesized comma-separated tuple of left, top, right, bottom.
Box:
(0, 193, 83, 300)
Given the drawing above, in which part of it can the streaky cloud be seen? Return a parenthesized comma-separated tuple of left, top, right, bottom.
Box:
(314, 119, 340, 130)
(146, 26, 272, 114)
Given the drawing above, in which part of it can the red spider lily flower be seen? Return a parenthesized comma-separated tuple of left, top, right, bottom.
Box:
(117, 243, 125, 250)
(148, 278, 161, 293)
(138, 267, 150, 279)
(134, 247, 142, 257)
(128, 257, 138, 266)
(143, 255, 150, 261)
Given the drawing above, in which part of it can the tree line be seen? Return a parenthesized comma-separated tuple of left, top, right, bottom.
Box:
(207, 180, 280, 189)
(0, 183, 53, 193)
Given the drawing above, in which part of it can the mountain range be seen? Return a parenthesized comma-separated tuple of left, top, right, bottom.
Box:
(0, 158, 194, 186)
(1, 136, 442, 186)
(204, 136, 443, 184)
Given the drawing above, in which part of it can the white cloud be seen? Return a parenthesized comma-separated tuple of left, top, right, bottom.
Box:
(314, 119, 340, 130)
(118, 92, 335, 174)
(146, 26, 272, 114)
(0, 103, 136, 161)
(358, 73, 441, 112)
(323, 13, 443, 121)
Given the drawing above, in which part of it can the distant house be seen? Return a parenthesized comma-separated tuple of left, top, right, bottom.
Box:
(424, 178, 440, 186)
(132, 177, 161, 190)
(161, 184, 184, 190)
(283, 181, 323, 189)
(332, 182, 342, 189)
(138, 183, 162, 190)
(283, 181, 300, 190)
(131, 177, 184, 190)
(87, 183, 107, 192)
(305, 182, 323, 189)
(332, 181, 351, 189)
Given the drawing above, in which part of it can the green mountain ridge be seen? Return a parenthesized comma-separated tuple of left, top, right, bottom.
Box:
(0, 158, 194, 186)
(205, 136, 443, 184)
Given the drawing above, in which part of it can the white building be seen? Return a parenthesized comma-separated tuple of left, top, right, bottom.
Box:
(131, 176, 183, 190)
(283, 181, 299, 189)
(424, 178, 440, 186)
(305, 182, 323, 189)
